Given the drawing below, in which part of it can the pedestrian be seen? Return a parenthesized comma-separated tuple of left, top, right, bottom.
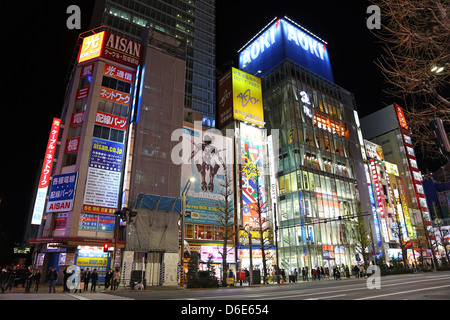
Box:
(228, 269, 235, 287)
(294, 268, 298, 282)
(25, 267, 34, 293)
(83, 268, 91, 291)
(5, 268, 15, 291)
(63, 266, 70, 292)
(34, 269, 41, 292)
(244, 268, 250, 284)
(47, 267, 58, 293)
(105, 268, 113, 289)
(112, 268, 120, 290)
(91, 269, 98, 292)
(1, 267, 8, 293)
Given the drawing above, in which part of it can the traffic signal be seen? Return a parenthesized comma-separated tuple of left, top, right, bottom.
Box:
(103, 243, 109, 253)
(129, 210, 137, 223)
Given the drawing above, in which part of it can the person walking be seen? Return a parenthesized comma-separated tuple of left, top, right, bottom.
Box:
(105, 268, 113, 290)
(112, 268, 120, 290)
(63, 266, 70, 292)
(47, 267, 58, 293)
(83, 268, 91, 292)
(34, 269, 41, 292)
(25, 267, 34, 293)
(91, 269, 98, 292)
(1, 267, 8, 293)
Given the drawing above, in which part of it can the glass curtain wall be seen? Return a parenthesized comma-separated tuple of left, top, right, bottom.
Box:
(262, 61, 359, 276)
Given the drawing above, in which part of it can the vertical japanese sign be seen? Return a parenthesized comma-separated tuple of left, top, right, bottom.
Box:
(370, 159, 389, 243)
(31, 118, 61, 225)
(240, 122, 266, 229)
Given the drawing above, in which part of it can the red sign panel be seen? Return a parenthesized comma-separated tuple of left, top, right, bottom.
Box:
(70, 111, 85, 126)
(38, 118, 61, 189)
(104, 63, 134, 83)
(99, 86, 131, 105)
(77, 31, 142, 68)
(76, 87, 90, 101)
(65, 137, 80, 153)
(95, 111, 128, 130)
(394, 103, 408, 131)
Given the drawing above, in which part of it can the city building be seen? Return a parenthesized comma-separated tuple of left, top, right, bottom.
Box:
(361, 103, 435, 264)
(29, 26, 188, 287)
(89, 0, 216, 125)
(232, 17, 374, 276)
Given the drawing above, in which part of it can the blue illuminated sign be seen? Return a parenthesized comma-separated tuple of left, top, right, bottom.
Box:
(239, 18, 334, 82)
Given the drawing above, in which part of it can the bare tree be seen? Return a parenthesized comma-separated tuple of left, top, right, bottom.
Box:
(390, 212, 410, 266)
(351, 205, 372, 269)
(370, 0, 450, 160)
(213, 163, 235, 286)
(253, 168, 271, 284)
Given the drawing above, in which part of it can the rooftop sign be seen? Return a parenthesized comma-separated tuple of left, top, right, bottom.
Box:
(239, 17, 333, 82)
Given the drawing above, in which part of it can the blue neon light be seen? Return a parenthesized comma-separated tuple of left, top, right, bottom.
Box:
(239, 18, 334, 82)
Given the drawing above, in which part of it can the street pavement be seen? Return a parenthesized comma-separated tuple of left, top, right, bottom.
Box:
(1, 270, 449, 301)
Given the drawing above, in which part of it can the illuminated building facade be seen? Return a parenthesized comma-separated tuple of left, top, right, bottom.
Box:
(361, 104, 434, 263)
(237, 17, 372, 274)
(29, 27, 187, 286)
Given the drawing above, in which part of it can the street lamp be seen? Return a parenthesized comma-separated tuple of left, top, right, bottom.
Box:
(180, 177, 195, 288)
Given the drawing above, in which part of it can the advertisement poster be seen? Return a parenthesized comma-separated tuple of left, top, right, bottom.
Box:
(181, 127, 233, 225)
(46, 172, 78, 213)
(76, 246, 111, 283)
(240, 122, 267, 230)
(82, 138, 124, 214)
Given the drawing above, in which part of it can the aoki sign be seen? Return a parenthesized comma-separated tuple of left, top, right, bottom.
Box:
(239, 17, 333, 82)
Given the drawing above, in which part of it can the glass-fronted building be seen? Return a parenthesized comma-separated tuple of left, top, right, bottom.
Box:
(236, 17, 373, 275)
(261, 60, 362, 273)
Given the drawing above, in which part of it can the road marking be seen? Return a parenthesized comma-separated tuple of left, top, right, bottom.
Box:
(66, 293, 90, 300)
(355, 285, 450, 300)
(305, 294, 346, 300)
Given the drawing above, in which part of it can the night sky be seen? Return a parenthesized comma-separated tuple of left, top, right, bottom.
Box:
(1, 1, 393, 243)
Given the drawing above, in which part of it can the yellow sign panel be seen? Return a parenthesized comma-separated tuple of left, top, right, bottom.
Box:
(76, 257, 108, 267)
(231, 67, 264, 127)
(78, 32, 106, 63)
(385, 161, 399, 176)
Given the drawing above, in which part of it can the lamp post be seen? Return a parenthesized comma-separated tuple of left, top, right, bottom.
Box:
(180, 177, 195, 288)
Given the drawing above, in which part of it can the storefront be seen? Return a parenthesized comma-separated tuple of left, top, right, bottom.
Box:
(29, 237, 124, 285)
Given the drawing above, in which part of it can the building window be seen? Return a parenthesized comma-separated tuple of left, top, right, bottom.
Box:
(93, 124, 125, 143)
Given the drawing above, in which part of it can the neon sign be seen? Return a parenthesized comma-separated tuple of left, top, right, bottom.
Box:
(239, 18, 333, 82)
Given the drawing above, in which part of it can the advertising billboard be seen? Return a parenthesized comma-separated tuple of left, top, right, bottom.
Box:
(82, 138, 124, 216)
(78, 31, 142, 68)
(239, 18, 333, 82)
(217, 67, 264, 128)
(180, 126, 234, 225)
(31, 118, 61, 225)
(240, 122, 267, 230)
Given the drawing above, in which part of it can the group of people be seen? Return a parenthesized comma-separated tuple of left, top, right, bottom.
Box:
(1, 266, 42, 293)
(297, 264, 366, 281)
(63, 267, 120, 293)
(1, 265, 121, 294)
